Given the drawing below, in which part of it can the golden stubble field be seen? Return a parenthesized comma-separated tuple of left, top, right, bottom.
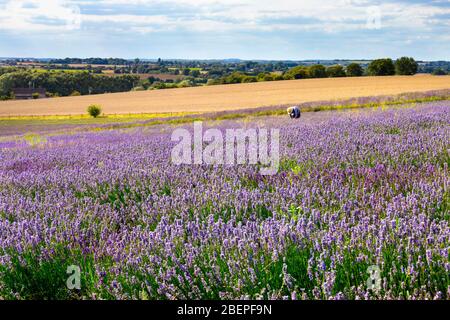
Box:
(0, 75, 449, 116)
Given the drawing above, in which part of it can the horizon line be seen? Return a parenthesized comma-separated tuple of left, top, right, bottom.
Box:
(1, 56, 449, 62)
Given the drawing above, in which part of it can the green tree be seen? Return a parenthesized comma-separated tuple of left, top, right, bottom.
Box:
(0, 71, 32, 97)
(308, 64, 327, 78)
(256, 73, 268, 81)
(87, 104, 102, 118)
(225, 72, 246, 84)
(0, 69, 139, 98)
(368, 58, 395, 76)
(284, 66, 309, 79)
(326, 65, 346, 78)
(395, 57, 418, 75)
(345, 63, 364, 77)
(432, 68, 447, 75)
(0, 66, 21, 76)
(190, 69, 201, 77)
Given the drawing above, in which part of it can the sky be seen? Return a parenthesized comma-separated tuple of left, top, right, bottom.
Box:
(0, 0, 449, 60)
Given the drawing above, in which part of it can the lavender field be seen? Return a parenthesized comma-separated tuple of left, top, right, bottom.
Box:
(0, 101, 449, 300)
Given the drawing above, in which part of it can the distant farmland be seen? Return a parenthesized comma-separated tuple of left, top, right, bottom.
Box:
(0, 75, 449, 116)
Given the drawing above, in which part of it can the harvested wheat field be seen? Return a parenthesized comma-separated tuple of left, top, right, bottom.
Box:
(0, 75, 449, 116)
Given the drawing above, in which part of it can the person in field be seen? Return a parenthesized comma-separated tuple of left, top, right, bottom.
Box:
(287, 106, 301, 119)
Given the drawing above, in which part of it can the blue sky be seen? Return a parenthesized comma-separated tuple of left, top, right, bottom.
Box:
(0, 0, 449, 60)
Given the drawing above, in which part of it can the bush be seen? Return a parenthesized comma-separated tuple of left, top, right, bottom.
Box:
(283, 74, 295, 80)
(177, 80, 194, 88)
(32, 92, 40, 99)
(70, 90, 81, 96)
(273, 74, 284, 81)
(207, 79, 222, 86)
(241, 76, 257, 83)
(345, 63, 364, 77)
(368, 58, 395, 76)
(151, 82, 167, 89)
(87, 104, 102, 118)
(395, 57, 418, 75)
(326, 65, 346, 78)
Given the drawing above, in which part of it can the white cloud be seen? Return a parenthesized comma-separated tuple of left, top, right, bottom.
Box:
(0, 0, 449, 34)
(0, 0, 82, 31)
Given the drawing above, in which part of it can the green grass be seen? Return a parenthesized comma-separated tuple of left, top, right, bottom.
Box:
(0, 112, 196, 125)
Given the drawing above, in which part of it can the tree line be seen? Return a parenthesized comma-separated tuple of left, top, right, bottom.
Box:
(209, 57, 420, 85)
(0, 57, 426, 99)
(0, 70, 139, 100)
